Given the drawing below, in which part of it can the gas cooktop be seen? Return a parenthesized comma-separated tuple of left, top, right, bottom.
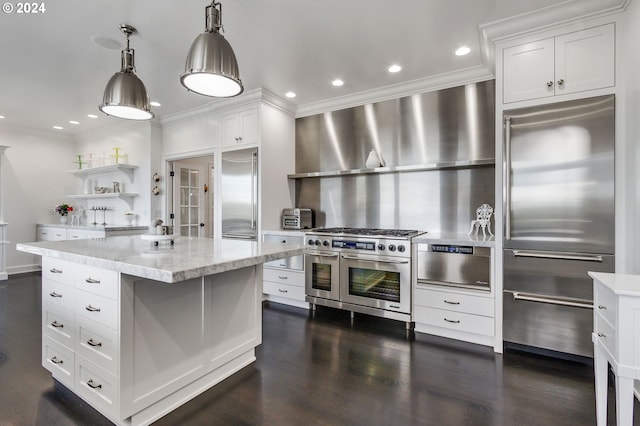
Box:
(308, 227, 425, 239)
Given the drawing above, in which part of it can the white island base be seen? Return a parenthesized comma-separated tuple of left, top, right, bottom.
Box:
(43, 261, 262, 426)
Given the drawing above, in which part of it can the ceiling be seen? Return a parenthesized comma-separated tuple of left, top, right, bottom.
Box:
(0, 0, 610, 135)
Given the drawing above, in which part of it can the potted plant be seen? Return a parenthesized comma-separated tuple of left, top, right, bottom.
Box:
(54, 203, 73, 224)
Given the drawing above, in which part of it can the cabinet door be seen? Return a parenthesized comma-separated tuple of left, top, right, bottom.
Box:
(38, 226, 66, 241)
(503, 38, 555, 103)
(222, 108, 259, 147)
(554, 24, 614, 96)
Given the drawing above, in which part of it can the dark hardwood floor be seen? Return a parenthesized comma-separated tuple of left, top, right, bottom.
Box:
(0, 272, 637, 425)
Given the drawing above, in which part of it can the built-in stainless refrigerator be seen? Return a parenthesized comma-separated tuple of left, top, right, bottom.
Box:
(502, 95, 615, 358)
(221, 148, 258, 240)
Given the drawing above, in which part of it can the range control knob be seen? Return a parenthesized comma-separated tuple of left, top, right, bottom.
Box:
(397, 245, 406, 252)
(377, 244, 385, 251)
(388, 244, 396, 252)
(308, 239, 315, 246)
(323, 240, 330, 247)
(314, 239, 321, 246)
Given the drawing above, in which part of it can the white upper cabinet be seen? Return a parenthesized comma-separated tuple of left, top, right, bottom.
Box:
(502, 23, 614, 104)
(222, 107, 259, 147)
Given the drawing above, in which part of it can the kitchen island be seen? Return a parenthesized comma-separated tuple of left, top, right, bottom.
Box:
(16, 236, 306, 426)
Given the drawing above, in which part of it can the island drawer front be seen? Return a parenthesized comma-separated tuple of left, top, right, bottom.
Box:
(43, 335, 74, 389)
(75, 356, 118, 419)
(595, 313, 616, 358)
(263, 281, 306, 300)
(263, 268, 305, 287)
(76, 319, 119, 375)
(75, 265, 119, 301)
(43, 279, 76, 312)
(414, 288, 494, 317)
(42, 257, 75, 286)
(414, 306, 495, 336)
(75, 291, 119, 331)
(594, 283, 617, 328)
(43, 303, 75, 347)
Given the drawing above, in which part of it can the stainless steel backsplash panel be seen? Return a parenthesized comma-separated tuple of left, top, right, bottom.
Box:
(295, 167, 494, 232)
(295, 80, 495, 173)
(294, 80, 495, 232)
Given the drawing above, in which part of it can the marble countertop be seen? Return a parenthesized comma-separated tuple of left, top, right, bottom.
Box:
(17, 236, 307, 284)
(588, 272, 640, 297)
(413, 232, 495, 247)
(37, 223, 147, 232)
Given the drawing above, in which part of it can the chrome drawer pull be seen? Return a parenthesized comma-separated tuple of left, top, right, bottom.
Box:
(49, 268, 63, 274)
(85, 305, 101, 312)
(476, 281, 489, 286)
(50, 356, 63, 365)
(49, 292, 62, 298)
(278, 289, 288, 293)
(597, 332, 606, 338)
(85, 277, 101, 284)
(444, 318, 461, 324)
(278, 275, 288, 280)
(87, 338, 102, 347)
(444, 300, 460, 305)
(598, 305, 607, 310)
(87, 379, 102, 389)
(51, 321, 64, 328)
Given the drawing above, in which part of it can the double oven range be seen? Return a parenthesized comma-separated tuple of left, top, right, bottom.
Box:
(305, 227, 424, 326)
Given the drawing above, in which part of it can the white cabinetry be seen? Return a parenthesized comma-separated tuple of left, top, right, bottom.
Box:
(502, 23, 614, 104)
(38, 226, 68, 241)
(222, 107, 259, 147)
(590, 272, 640, 426)
(262, 231, 308, 309)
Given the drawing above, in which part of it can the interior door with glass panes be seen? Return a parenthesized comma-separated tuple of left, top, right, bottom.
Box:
(172, 156, 214, 238)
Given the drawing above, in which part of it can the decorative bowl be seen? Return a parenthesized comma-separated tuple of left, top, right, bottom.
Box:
(94, 186, 109, 194)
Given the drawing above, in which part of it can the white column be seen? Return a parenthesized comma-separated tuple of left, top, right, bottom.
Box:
(0, 146, 9, 280)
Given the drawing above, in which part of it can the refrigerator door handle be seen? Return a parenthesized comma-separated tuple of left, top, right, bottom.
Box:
(504, 116, 512, 241)
(512, 250, 604, 262)
(251, 151, 257, 231)
(511, 291, 593, 309)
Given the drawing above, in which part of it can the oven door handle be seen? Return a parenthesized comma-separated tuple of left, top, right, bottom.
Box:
(309, 253, 339, 259)
(340, 254, 409, 265)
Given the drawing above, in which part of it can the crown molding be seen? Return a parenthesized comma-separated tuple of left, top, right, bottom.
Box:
(295, 66, 493, 118)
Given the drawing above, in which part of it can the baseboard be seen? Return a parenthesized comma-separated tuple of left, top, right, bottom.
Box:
(7, 264, 41, 275)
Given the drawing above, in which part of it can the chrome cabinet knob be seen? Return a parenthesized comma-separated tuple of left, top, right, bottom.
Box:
(546, 81, 554, 87)
(557, 79, 565, 86)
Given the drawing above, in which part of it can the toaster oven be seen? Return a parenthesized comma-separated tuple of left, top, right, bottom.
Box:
(281, 208, 313, 230)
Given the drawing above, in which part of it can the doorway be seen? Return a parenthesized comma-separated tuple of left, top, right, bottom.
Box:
(169, 156, 215, 238)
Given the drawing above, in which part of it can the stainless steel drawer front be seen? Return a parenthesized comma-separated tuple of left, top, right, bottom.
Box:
(416, 244, 490, 290)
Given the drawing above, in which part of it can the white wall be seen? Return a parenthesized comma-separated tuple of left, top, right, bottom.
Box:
(0, 125, 76, 273)
(619, 2, 640, 273)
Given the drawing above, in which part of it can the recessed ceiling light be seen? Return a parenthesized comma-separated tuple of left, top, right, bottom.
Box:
(285, 91, 296, 98)
(150, 101, 161, 107)
(332, 79, 344, 87)
(0, 115, 5, 119)
(53, 126, 64, 130)
(388, 64, 402, 73)
(69, 120, 80, 125)
(455, 46, 471, 56)
(87, 114, 98, 119)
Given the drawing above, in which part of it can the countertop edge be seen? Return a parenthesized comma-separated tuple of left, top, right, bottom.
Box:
(589, 271, 640, 296)
(17, 241, 307, 284)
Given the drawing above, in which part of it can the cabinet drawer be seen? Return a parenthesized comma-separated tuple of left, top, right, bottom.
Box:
(414, 306, 495, 337)
(76, 319, 119, 374)
(43, 335, 74, 389)
(594, 283, 617, 328)
(414, 288, 494, 317)
(263, 268, 305, 287)
(43, 304, 74, 347)
(43, 279, 76, 312)
(38, 227, 66, 241)
(67, 229, 87, 240)
(42, 257, 75, 286)
(263, 281, 306, 301)
(75, 357, 118, 418)
(75, 291, 119, 331)
(75, 265, 119, 300)
(595, 313, 616, 358)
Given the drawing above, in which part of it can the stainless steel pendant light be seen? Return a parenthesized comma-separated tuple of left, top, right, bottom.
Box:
(181, 1, 244, 97)
(99, 24, 154, 120)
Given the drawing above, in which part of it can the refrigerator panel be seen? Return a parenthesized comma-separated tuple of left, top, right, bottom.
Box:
(221, 148, 258, 240)
(503, 290, 593, 358)
(504, 95, 615, 254)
